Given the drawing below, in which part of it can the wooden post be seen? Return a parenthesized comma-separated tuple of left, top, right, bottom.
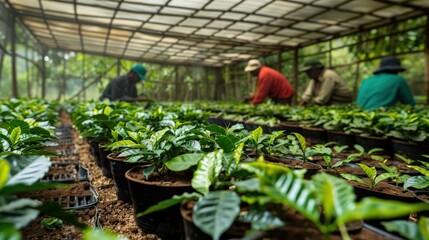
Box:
(41, 47, 47, 98)
(116, 58, 120, 76)
(293, 47, 299, 105)
(175, 65, 179, 101)
(11, 15, 18, 98)
(277, 52, 282, 71)
(25, 46, 31, 97)
(425, 15, 429, 105)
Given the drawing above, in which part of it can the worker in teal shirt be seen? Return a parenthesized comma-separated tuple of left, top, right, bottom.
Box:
(356, 56, 415, 111)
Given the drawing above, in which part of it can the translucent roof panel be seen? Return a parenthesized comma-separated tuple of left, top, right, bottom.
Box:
(5, 0, 427, 66)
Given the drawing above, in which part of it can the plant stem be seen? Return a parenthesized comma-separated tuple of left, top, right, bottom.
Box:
(338, 223, 351, 240)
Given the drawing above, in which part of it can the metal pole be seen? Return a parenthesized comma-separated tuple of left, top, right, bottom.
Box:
(11, 15, 18, 98)
(41, 47, 47, 98)
(293, 47, 299, 105)
(425, 16, 429, 105)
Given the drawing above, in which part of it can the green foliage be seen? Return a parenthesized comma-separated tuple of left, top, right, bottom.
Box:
(193, 191, 241, 240)
(41, 217, 63, 230)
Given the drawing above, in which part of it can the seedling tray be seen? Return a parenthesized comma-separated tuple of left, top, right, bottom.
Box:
(42, 163, 89, 183)
(22, 181, 99, 210)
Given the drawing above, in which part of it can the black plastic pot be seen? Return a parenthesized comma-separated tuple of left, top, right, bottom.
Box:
(98, 142, 112, 178)
(326, 131, 355, 148)
(181, 202, 249, 240)
(355, 135, 393, 157)
(301, 126, 327, 145)
(109, 153, 140, 203)
(278, 121, 302, 134)
(392, 139, 429, 161)
(88, 141, 102, 167)
(125, 166, 193, 239)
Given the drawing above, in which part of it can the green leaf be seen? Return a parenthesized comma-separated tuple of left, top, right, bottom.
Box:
(103, 106, 112, 116)
(0, 222, 21, 240)
(408, 165, 429, 177)
(0, 160, 10, 190)
(215, 135, 235, 153)
(149, 128, 169, 147)
(232, 178, 260, 192)
(368, 148, 383, 155)
(192, 150, 223, 195)
(127, 131, 139, 142)
(404, 176, 429, 190)
(83, 228, 123, 240)
(243, 161, 320, 225)
(8, 119, 30, 134)
(10, 127, 21, 145)
(6, 156, 51, 186)
(164, 153, 205, 171)
(251, 127, 263, 143)
(41, 217, 63, 230)
(313, 173, 356, 225)
(354, 144, 364, 153)
(0, 198, 41, 228)
(108, 140, 136, 150)
(419, 217, 429, 240)
(193, 191, 241, 240)
(206, 124, 226, 135)
(292, 132, 306, 155)
(137, 192, 201, 217)
(238, 209, 284, 230)
(341, 197, 429, 223)
(374, 173, 395, 186)
(340, 173, 368, 186)
(357, 164, 376, 182)
(381, 220, 421, 240)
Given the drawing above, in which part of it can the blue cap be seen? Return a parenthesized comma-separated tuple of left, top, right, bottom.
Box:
(131, 64, 147, 81)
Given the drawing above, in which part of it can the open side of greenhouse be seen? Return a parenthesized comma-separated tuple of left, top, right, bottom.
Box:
(0, 0, 428, 102)
(2, 1, 429, 240)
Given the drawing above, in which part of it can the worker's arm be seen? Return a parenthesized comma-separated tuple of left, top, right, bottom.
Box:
(300, 80, 314, 105)
(398, 78, 415, 106)
(251, 76, 271, 105)
(313, 76, 336, 105)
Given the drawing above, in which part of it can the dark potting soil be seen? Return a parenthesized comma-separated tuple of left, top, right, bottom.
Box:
(127, 168, 193, 186)
(22, 215, 82, 240)
(264, 155, 321, 171)
(350, 179, 414, 198)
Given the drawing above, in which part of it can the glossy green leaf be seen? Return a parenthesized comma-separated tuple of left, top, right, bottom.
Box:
(215, 135, 235, 153)
(313, 173, 356, 225)
(108, 140, 135, 150)
(357, 164, 376, 182)
(251, 127, 263, 143)
(292, 132, 306, 154)
(404, 176, 429, 190)
(103, 106, 112, 116)
(192, 150, 223, 195)
(0, 160, 10, 190)
(10, 127, 21, 145)
(408, 165, 429, 176)
(341, 197, 429, 223)
(340, 173, 367, 186)
(0, 198, 41, 228)
(0, 222, 21, 240)
(193, 191, 241, 240)
(6, 156, 51, 186)
(381, 220, 421, 240)
(238, 209, 284, 230)
(206, 124, 226, 135)
(165, 153, 205, 171)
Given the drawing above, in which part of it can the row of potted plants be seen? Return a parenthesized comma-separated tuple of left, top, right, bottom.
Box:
(70, 100, 429, 239)
(0, 99, 123, 239)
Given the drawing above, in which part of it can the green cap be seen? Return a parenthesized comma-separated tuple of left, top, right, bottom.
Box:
(301, 59, 324, 71)
(131, 64, 147, 81)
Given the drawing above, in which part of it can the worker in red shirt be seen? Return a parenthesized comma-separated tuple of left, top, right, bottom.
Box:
(244, 59, 294, 105)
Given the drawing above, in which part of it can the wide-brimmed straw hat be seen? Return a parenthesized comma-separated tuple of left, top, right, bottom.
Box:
(373, 56, 406, 74)
(244, 59, 262, 72)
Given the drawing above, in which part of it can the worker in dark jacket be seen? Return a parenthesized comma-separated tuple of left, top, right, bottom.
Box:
(244, 59, 294, 105)
(100, 64, 147, 102)
(356, 56, 415, 111)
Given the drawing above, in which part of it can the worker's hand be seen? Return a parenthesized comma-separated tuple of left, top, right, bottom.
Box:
(136, 96, 148, 102)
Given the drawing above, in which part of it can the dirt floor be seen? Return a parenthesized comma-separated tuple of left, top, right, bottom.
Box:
(21, 111, 162, 240)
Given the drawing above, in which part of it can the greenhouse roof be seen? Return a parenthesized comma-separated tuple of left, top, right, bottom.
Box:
(4, 0, 429, 66)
